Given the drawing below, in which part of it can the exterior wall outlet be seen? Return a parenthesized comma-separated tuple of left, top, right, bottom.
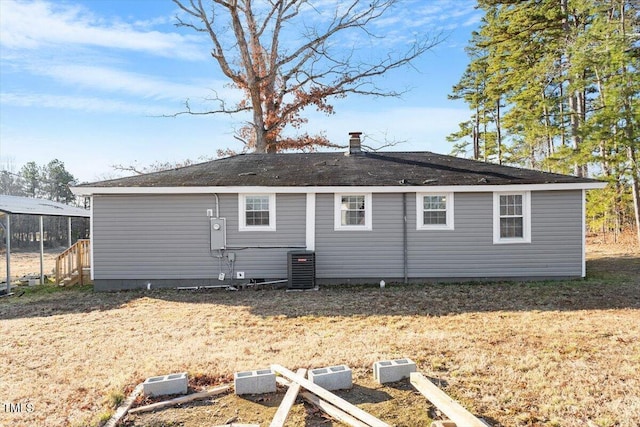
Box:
(218, 273, 225, 281)
(236, 272, 245, 279)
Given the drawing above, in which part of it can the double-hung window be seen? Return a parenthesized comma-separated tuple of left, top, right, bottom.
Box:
(239, 194, 276, 231)
(493, 192, 531, 243)
(334, 194, 372, 230)
(417, 193, 454, 230)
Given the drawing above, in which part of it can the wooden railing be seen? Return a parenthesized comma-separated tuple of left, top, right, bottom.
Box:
(56, 239, 91, 286)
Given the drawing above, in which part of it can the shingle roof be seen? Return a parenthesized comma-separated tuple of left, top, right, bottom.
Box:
(78, 151, 600, 188)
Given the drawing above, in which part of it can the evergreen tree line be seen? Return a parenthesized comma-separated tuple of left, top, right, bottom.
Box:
(0, 159, 89, 249)
(448, 0, 639, 243)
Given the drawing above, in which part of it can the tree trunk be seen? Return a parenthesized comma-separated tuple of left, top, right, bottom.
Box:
(569, 90, 583, 177)
(251, 88, 268, 153)
(560, 0, 584, 177)
(541, 90, 554, 163)
(559, 82, 566, 147)
(620, 3, 640, 246)
(474, 105, 480, 160)
(482, 108, 488, 162)
(496, 98, 502, 165)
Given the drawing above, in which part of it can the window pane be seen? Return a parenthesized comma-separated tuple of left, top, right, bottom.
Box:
(340, 195, 366, 226)
(245, 196, 270, 227)
(246, 196, 269, 211)
(342, 209, 365, 225)
(424, 195, 446, 210)
(246, 211, 269, 226)
(500, 195, 508, 215)
(514, 195, 523, 215)
(500, 194, 523, 216)
(342, 195, 364, 210)
(422, 195, 448, 226)
(424, 211, 447, 225)
(500, 217, 523, 238)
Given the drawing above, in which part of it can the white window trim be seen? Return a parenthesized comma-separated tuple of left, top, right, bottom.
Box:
(334, 193, 372, 231)
(306, 193, 316, 250)
(493, 191, 531, 244)
(239, 193, 276, 231)
(416, 192, 454, 230)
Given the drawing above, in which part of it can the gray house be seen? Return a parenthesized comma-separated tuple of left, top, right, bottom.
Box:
(72, 133, 605, 291)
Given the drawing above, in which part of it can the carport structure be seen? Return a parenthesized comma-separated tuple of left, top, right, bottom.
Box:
(0, 195, 90, 293)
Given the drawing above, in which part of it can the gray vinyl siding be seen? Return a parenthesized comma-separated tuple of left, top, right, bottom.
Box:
(92, 194, 305, 283)
(406, 190, 583, 278)
(92, 189, 583, 289)
(223, 193, 306, 279)
(313, 190, 582, 280)
(315, 193, 405, 279)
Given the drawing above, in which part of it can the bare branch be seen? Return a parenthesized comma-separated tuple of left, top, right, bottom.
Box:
(330, 132, 407, 152)
(112, 157, 213, 175)
(160, 97, 251, 118)
(171, 0, 440, 153)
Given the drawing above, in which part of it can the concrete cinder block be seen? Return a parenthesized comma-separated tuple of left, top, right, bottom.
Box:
(308, 365, 352, 391)
(143, 372, 188, 396)
(234, 369, 276, 395)
(373, 358, 417, 384)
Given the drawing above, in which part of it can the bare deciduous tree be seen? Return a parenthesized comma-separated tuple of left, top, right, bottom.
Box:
(172, 0, 440, 153)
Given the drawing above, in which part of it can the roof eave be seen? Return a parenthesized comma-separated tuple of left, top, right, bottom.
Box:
(71, 181, 607, 196)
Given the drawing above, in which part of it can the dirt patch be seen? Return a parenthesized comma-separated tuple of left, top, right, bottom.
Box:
(124, 373, 432, 427)
(1, 241, 639, 427)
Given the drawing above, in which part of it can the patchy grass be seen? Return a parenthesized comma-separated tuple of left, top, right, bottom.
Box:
(7, 283, 93, 299)
(1, 247, 639, 427)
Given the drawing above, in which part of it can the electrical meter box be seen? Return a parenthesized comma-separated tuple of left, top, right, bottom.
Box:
(210, 218, 226, 250)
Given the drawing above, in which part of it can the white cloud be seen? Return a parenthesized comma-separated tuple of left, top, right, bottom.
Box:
(28, 63, 236, 102)
(371, 0, 480, 31)
(0, 92, 168, 115)
(0, 0, 204, 60)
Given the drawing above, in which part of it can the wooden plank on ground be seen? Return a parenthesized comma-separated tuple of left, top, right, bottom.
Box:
(271, 364, 390, 427)
(410, 373, 487, 427)
(128, 384, 231, 414)
(211, 424, 259, 427)
(269, 368, 306, 427)
(300, 391, 370, 427)
(276, 376, 292, 387)
(104, 383, 143, 427)
(431, 421, 457, 427)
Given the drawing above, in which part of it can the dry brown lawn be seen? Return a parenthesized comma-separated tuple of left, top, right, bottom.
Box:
(1, 242, 638, 427)
(0, 246, 61, 281)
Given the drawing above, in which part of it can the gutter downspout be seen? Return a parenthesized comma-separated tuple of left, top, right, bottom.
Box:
(403, 193, 408, 284)
(213, 194, 220, 218)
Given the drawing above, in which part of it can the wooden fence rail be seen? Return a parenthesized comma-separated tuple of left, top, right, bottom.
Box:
(55, 239, 90, 286)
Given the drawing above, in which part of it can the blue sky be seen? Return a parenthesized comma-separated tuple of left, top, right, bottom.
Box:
(0, 0, 481, 183)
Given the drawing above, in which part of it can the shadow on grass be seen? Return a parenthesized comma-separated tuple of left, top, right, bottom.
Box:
(1, 257, 638, 321)
(335, 384, 392, 405)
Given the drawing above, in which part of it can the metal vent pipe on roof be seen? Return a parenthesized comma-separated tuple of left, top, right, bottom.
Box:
(348, 132, 362, 155)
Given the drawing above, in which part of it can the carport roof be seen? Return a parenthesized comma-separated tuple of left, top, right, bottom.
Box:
(0, 195, 90, 217)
